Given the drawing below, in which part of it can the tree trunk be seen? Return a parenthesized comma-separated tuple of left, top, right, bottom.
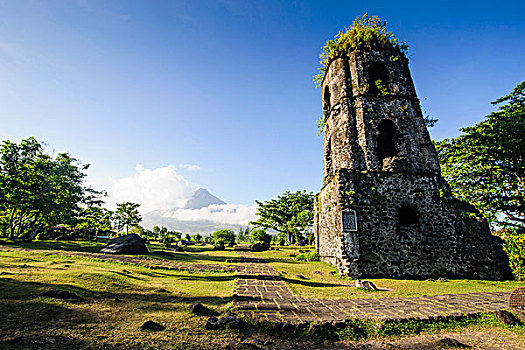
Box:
(28, 213, 41, 240)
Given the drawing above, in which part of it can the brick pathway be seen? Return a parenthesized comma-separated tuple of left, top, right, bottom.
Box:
(232, 246, 510, 324)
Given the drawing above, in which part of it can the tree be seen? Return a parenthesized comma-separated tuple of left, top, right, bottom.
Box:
(159, 226, 168, 239)
(192, 233, 202, 242)
(435, 81, 525, 229)
(249, 229, 272, 244)
(172, 231, 182, 241)
(211, 229, 235, 250)
(250, 190, 314, 244)
(113, 202, 142, 234)
(76, 206, 113, 238)
(152, 226, 161, 240)
(0, 137, 102, 240)
(237, 226, 252, 243)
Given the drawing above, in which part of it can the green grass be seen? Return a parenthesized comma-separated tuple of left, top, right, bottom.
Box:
(0, 241, 524, 349)
(0, 238, 240, 265)
(333, 313, 525, 341)
(252, 246, 525, 299)
(148, 244, 241, 265)
(0, 248, 238, 349)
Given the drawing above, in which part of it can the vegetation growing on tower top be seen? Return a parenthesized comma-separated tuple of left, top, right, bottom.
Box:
(313, 14, 409, 86)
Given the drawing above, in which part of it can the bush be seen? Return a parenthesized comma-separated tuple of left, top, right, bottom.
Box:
(495, 228, 525, 280)
(296, 251, 318, 262)
(211, 229, 235, 250)
(249, 229, 271, 244)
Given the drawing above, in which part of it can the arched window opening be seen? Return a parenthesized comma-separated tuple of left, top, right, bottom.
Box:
(323, 86, 331, 111)
(398, 205, 419, 227)
(377, 119, 398, 161)
(368, 62, 390, 95)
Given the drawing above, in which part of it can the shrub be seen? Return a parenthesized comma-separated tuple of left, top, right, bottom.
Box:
(495, 228, 525, 280)
(296, 251, 318, 262)
(249, 229, 271, 244)
(211, 229, 235, 250)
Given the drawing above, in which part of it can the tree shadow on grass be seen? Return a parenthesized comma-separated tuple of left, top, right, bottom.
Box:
(0, 276, 239, 349)
(1, 239, 105, 253)
(0, 276, 233, 309)
(0, 333, 92, 350)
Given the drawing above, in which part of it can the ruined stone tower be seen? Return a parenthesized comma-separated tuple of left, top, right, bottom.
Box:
(314, 33, 512, 280)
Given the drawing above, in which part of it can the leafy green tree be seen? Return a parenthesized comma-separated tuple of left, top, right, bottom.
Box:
(250, 190, 314, 244)
(128, 225, 146, 237)
(436, 82, 525, 229)
(172, 231, 182, 241)
(237, 227, 247, 242)
(211, 229, 235, 250)
(494, 228, 525, 280)
(192, 233, 202, 242)
(249, 229, 272, 244)
(112, 202, 142, 235)
(237, 226, 252, 243)
(152, 226, 160, 240)
(143, 229, 153, 241)
(0, 137, 101, 239)
(76, 206, 113, 238)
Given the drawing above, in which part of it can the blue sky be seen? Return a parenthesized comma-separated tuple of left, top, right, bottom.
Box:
(1, 1, 524, 216)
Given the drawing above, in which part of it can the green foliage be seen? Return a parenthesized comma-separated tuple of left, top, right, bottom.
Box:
(211, 229, 235, 250)
(369, 186, 386, 204)
(435, 82, 525, 229)
(0, 137, 104, 240)
(128, 225, 145, 237)
(237, 226, 251, 243)
(250, 190, 314, 245)
(162, 235, 174, 248)
(336, 313, 500, 341)
(112, 202, 142, 235)
(192, 233, 202, 242)
(374, 79, 389, 96)
(313, 14, 409, 86)
(249, 229, 272, 244)
(316, 115, 325, 136)
(76, 206, 113, 234)
(295, 251, 318, 262)
(494, 228, 525, 280)
(172, 231, 182, 241)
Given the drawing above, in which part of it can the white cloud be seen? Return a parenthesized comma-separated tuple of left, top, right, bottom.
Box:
(106, 164, 257, 228)
(160, 204, 256, 226)
(108, 164, 195, 213)
(180, 163, 201, 171)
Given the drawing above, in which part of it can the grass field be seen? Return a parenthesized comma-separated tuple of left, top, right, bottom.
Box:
(1, 240, 524, 349)
(0, 246, 239, 349)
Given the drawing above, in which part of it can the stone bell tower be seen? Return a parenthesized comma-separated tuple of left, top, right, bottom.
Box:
(314, 37, 512, 280)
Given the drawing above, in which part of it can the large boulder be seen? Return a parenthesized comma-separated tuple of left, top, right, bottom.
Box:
(100, 234, 149, 255)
